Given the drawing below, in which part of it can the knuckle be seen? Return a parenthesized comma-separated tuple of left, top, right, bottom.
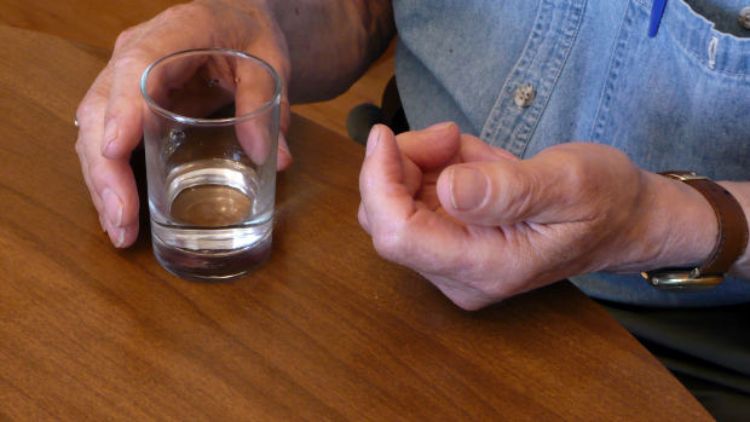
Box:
(75, 101, 105, 132)
(372, 230, 405, 261)
(113, 49, 147, 74)
(114, 27, 137, 51)
(76, 99, 100, 123)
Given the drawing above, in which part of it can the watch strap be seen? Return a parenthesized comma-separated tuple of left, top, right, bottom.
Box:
(661, 171, 748, 277)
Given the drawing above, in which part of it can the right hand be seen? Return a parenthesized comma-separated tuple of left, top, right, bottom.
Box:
(75, 0, 293, 248)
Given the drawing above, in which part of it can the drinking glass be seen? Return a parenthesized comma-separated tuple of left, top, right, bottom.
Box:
(140, 48, 281, 280)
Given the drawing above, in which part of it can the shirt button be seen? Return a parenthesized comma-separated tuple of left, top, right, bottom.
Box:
(740, 6, 750, 30)
(514, 84, 536, 108)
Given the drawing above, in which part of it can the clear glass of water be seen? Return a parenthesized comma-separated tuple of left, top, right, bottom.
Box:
(140, 48, 280, 280)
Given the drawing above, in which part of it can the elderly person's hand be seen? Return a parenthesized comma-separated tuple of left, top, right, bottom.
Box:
(358, 123, 721, 310)
(75, 0, 295, 247)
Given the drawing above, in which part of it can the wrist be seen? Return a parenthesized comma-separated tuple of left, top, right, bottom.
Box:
(608, 170, 718, 273)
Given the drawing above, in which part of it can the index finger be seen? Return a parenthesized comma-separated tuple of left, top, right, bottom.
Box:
(359, 124, 420, 224)
(395, 122, 461, 170)
(359, 125, 472, 273)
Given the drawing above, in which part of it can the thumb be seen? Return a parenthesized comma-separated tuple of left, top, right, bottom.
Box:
(436, 159, 579, 226)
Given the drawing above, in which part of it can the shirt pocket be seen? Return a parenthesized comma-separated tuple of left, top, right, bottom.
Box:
(591, 0, 750, 180)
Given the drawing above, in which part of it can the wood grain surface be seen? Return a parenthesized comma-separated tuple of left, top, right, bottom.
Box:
(0, 24, 711, 420)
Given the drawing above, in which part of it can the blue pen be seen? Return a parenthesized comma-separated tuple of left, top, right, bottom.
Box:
(649, 0, 668, 37)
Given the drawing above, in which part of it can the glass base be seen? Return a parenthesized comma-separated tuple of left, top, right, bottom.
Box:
(151, 223, 272, 281)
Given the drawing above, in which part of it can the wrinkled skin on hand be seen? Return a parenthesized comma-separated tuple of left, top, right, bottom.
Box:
(75, 1, 292, 247)
(358, 122, 702, 310)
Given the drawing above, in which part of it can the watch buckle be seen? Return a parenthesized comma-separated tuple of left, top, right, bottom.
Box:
(641, 270, 724, 290)
(661, 171, 709, 182)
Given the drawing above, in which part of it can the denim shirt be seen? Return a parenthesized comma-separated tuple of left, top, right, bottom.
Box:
(393, 0, 750, 307)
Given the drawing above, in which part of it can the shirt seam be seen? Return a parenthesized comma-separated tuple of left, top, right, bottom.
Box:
(591, 0, 634, 140)
(513, 0, 587, 158)
(479, 0, 549, 148)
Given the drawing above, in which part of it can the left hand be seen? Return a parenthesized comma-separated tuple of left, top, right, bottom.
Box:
(358, 123, 716, 310)
(75, 1, 293, 247)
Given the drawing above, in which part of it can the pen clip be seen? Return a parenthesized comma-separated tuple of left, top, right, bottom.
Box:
(649, 0, 668, 37)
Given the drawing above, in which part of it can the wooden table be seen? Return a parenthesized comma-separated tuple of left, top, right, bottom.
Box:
(0, 24, 710, 420)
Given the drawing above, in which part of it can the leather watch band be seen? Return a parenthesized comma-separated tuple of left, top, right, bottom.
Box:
(661, 171, 748, 277)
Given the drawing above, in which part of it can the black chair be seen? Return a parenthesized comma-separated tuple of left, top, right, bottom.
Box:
(346, 76, 409, 145)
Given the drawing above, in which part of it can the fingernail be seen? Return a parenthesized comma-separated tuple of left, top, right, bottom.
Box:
(109, 227, 126, 248)
(365, 125, 381, 157)
(450, 167, 488, 211)
(101, 188, 123, 227)
(425, 121, 454, 132)
(102, 119, 118, 155)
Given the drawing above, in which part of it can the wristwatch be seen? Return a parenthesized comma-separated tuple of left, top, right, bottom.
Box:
(641, 171, 748, 290)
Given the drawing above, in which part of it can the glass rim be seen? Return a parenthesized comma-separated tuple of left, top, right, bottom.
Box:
(140, 48, 282, 127)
